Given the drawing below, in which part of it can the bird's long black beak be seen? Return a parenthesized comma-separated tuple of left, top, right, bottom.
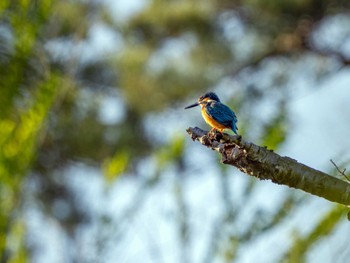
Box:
(184, 102, 199, 109)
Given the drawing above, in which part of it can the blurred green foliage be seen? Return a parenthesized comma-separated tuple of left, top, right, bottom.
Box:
(261, 103, 287, 149)
(0, 1, 61, 261)
(287, 205, 347, 262)
(102, 151, 129, 182)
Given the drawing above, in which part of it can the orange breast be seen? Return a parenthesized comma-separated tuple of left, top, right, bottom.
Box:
(201, 108, 227, 130)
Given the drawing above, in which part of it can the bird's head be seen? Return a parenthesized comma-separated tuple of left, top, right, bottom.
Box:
(184, 92, 220, 109)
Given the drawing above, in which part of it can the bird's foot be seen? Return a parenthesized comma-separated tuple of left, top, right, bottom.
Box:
(208, 128, 224, 140)
(208, 128, 217, 139)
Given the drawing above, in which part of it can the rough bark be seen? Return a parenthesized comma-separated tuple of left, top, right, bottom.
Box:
(186, 127, 350, 206)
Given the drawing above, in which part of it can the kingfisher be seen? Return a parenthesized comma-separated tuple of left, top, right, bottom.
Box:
(185, 92, 238, 134)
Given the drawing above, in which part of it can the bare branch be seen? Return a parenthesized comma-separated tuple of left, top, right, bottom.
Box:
(330, 159, 350, 182)
(186, 127, 350, 206)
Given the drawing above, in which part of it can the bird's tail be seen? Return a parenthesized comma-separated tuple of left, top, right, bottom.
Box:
(232, 122, 238, 135)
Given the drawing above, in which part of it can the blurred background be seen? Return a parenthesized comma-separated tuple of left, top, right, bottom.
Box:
(1, 0, 350, 262)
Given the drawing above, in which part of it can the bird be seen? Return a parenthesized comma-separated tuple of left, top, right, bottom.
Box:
(184, 92, 238, 134)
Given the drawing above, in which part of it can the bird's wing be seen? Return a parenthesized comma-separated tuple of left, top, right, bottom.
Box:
(205, 101, 237, 127)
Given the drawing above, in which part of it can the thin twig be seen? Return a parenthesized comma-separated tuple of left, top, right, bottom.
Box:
(330, 159, 350, 182)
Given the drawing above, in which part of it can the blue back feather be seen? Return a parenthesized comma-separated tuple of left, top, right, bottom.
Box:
(205, 101, 238, 134)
